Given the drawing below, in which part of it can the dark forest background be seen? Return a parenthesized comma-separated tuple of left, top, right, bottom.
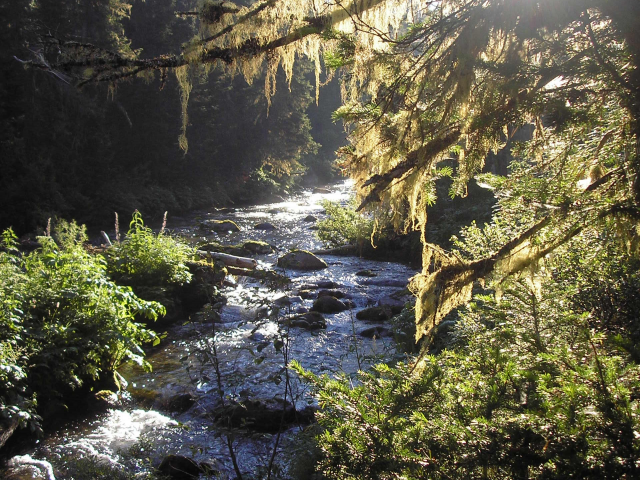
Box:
(0, 0, 345, 234)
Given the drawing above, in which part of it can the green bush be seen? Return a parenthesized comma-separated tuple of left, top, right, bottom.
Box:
(0, 221, 164, 433)
(107, 211, 193, 287)
(295, 234, 640, 479)
(317, 199, 375, 249)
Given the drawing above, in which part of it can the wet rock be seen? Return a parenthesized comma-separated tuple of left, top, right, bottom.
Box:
(317, 280, 337, 289)
(267, 208, 281, 214)
(356, 269, 378, 277)
(303, 214, 318, 222)
(158, 455, 202, 479)
(298, 289, 317, 300)
(215, 399, 314, 433)
(206, 219, 240, 233)
(312, 296, 348, 314)
(296, 306, 309, 314)
(243, 240, 274, 254)
(274, 295, 303, 307)
(254, 222, 278, 231)
(378, 289, 414, 313)
(277, 250, 327, 270)
(356, 306, 393, 322)
(360, 326, 393, 338)
(167, 393, 196, 413)
(284, 312, 327, 330)
(318, 289, 347, 299)
(313, 187, 332, 194)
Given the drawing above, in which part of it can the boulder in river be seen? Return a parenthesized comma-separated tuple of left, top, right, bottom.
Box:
(215, 399, 315, 433)
(360, 326, 393, 338)
(313, 187, 332, 194)
(318, 289, 347, 299)
(312, 295, 348, 314)
(356, 306, 393, 322)
(284, 311, 327, 330)
(303, 214, 318, 222)
(158, 455, 203, 479)
(243, 240, 274, 254)
(277, 250, 327, 270)
(356, 269, 378, 277)
(206, 219, 240, 233)
(254, 222, 278, 231)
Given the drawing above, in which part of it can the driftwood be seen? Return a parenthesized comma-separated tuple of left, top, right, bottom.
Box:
(197, 250, 257, 269)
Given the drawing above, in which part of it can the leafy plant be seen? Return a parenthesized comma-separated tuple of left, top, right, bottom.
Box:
(0, 220, 164, 434)
(107, 211, 193, 287)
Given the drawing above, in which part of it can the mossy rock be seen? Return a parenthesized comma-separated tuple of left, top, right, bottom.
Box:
(277, 250, 327, 270)
(207, 219, 240, 232)
(243, 240, 274, 254)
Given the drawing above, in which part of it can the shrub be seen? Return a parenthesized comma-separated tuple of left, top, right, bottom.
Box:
(317, 198, 375, 249)
(107, 211, 193, 287)
(0, 221, 164, 434)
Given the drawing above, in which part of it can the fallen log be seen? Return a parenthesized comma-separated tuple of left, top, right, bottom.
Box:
(197, 250, 257, 269)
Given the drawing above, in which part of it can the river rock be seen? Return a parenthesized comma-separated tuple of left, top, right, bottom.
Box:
(215, 399, 315, 433)
(356, 269, 378, 277)
(254, 222, 278, 231)
(167, 393, 196, 413)
(284, 312, 326, 330)
(303, 214, 317, 222)
(298, 289, 317, 299)
(313, 187, 331, 194)
(277, 250, 327, 270)
(318, 289, 347, 299)
(312, 296, 348, 313)
(207, 219, 240, 233)
(378, 289, 413, 313)
(158, 455, 202, 479)
(243, 240, 274, 254)
(356, 306, 393, 322)
(360, 326, 393, 338)
(274, 295, 303, 307)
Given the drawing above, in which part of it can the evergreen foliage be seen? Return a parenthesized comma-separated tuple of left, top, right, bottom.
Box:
(295, 233, 640, 479)
(317, 198, 375, 249)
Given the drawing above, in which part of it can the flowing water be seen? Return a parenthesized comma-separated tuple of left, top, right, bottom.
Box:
(10, 181, 418, 479)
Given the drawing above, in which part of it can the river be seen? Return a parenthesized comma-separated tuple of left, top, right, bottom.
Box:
(6, 180, 418, 479)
